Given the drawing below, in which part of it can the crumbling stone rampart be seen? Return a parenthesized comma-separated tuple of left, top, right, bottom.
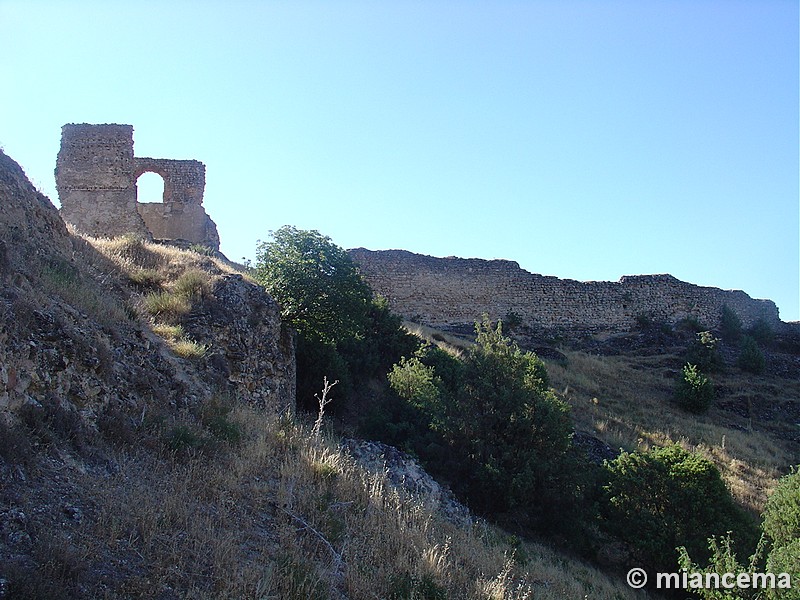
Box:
(56, 124, 220, 250)
(349, 248, 782, 335)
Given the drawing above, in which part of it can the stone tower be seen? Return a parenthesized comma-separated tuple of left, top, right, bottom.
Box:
(56, 124, 220, 250)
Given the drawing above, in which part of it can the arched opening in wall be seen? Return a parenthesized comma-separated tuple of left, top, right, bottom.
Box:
(136, 171, 165, 204)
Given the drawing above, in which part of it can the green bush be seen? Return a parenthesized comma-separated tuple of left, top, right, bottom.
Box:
(338, 296, 420, 383)
(720, 304, 743, 342)
(767, 539, 800, 598)
(675, 363, 715, 414)
(685, 331, 723, 372)
(388, 356, 440, 411)
(383, 318, 575, 529)
(602, 444, 756, 574)
(678, 467, 800, 600)
(762, 467, 800, 551)
(737, 335, 766, 374)
(747, 318, 775, 346)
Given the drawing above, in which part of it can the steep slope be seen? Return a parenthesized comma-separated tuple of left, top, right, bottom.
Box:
(0, 149, 295, 596)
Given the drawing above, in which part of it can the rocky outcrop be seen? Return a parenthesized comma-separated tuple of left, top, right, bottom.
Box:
(185, 273, 295, 411)
(341, 439, 472, 527)
(0, 150, 72, 280)
(1, 149, 294, 421)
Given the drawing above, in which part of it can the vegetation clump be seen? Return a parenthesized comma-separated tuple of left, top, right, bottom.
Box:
(685, 330, 723, 372)
(380, 317, 576, 534)
(738, 335, 766, 374)
(675, 363, 715, 414)
(602, 444, 757, 574)
(679, 466, 800, 599)
(254, 225, 417, 410)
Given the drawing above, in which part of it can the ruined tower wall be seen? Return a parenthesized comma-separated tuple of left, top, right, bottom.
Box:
(134, 158, 220, 249)
(56, 124, 150, 238)
(349, 248, 781, 334)
(56, 124, 219, 250)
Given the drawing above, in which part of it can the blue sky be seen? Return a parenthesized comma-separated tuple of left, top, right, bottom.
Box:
(1, 1, 798, 321)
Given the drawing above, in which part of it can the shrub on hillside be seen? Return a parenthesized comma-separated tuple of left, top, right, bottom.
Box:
(720, 304, 743, 342)
(679, 466, 800, 600)
(602, 444, 756, 574)
(737, 335, 766, 375)
(685, 331, 723, 372)
(764, 469, 800, 598)
(382, 318, 576, 533)
(762, 467, 800, 553)
(675, 363, 715, 414)
(747, 318, 775, 346)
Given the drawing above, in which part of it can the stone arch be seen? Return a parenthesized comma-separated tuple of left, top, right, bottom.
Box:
(133, 158, 218, 249)
(135, 170, 166, 204)
(133, 158, 206, 206)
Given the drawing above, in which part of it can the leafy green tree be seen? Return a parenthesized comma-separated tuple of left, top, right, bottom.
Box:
(254, 226, 416, 409)
(602, 444, 756, 574)
(675, 363, 715, 414)
(254, 226, 372, 344)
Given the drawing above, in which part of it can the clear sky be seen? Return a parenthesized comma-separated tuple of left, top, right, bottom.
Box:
(1, 1, 798, 321)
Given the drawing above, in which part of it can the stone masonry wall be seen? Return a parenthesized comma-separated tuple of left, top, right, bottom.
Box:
(349, 248, 781, 335)
(56, 124, 149, 238)
(56, 124, 220, 250)
(134, 157, 220, 250)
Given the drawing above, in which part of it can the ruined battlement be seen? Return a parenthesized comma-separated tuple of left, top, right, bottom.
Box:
(349, 248, 781, 336)
(56, 124, 220, 250)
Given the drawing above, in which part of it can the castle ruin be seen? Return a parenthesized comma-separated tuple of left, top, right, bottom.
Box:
(349, 248, 783, 337)
(56, 124, 220, 250)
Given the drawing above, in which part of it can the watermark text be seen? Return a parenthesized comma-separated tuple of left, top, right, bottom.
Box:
(626, 568, 793, 591)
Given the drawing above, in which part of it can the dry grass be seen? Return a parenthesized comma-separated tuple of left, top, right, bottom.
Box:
(127, 267, 165, 287)
(82, 407, 647, 599)
(403, 320, 473, 356)
(171, 268, 212, 299)
(87, 233, 239, 281)
(141, 290, 192, 319)
(39, 257, 130, 327)
(152, 323, 184, 340)
(168, 338, 209, 359)
(547, 350, 797, 511)
(79, 236, 229, 355)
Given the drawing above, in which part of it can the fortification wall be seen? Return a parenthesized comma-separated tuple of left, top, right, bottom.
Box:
(349, 248, 781, 335)
(56, 124, 219, 250)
